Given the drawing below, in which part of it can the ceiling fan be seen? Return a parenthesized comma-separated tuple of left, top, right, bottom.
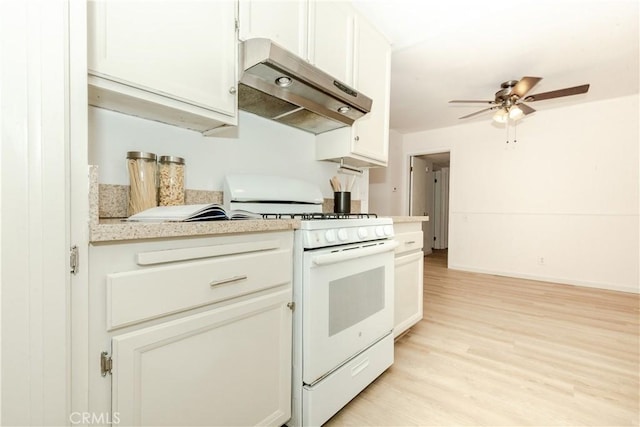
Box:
(449, 77, 590, 123)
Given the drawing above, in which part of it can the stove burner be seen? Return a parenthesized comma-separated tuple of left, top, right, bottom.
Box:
(261, 212, 379, 220)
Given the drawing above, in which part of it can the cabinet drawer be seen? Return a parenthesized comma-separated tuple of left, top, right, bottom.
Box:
(394, 231, 423, 255)
(106, 248, 291, 330)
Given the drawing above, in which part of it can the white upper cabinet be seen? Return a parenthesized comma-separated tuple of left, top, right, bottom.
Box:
(349, 15, 391, 164)
(236, 0, 392, 166)
(308, 1, 355, 85)
(238, 0, 308, 58)
(87, 0, 238, 134)
(315, 9, 391, 167)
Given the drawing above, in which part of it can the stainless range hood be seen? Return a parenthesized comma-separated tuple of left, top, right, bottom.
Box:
(238, 38, 373, 135)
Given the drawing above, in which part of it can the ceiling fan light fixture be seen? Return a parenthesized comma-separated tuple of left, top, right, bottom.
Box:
(452, 77, 590, 123)
(493, 108, 508, 123)
(509, 105, 524, 120)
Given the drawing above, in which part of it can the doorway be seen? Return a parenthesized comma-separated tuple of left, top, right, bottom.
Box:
(408, 152, 450, 254)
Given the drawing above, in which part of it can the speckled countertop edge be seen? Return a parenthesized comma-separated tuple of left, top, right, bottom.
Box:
(90, 218, 300, 243)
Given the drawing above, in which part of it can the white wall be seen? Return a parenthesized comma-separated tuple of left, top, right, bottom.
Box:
(398, 95, 639, 293)
(89, 108, 369, 207)
(369, 128, 403, 215)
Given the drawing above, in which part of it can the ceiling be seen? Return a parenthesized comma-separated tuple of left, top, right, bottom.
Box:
(352, 0, 639, 134)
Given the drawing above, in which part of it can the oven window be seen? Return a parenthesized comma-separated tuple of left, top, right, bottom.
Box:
(328, 266, 385, 336)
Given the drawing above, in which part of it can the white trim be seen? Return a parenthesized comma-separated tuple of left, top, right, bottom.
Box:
(403, 147, 452, 214)
(69, 0, 90, 422)
(404, 147, 453, 263)
(448, 264, 640, 294)
(0, 6, 3, 418)
(1, 0, 72, 424)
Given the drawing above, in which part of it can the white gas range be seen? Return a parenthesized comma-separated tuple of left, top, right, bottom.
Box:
(225, 175, 396, 426)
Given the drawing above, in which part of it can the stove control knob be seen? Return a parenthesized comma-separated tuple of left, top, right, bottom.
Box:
(325, 229, 337, 243)
(375, 226, 385, 237)
(358, 227, 369, 239)
(383, 225, 393, 236)
(337, 228, 349, 241)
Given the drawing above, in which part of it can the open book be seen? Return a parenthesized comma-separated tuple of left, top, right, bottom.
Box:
(126, 204, 262, 222)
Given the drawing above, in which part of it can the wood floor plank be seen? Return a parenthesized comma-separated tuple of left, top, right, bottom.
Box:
(325, 250, 640, 426)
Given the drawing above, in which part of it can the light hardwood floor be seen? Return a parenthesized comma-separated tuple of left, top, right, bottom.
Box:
(325, 250, 639, 426)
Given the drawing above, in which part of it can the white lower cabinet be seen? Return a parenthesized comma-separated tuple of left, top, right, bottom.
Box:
(393, 222, 425, 338)
(89, 231, 293, 426)
(112, 289, 291, 426)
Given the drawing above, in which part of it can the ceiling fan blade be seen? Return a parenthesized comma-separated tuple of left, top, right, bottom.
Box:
(518, 103, 536, 115)
(449, 100, 495, 104)
(511, 76, 543, 99)
(524, 84, 590, 102)
(458, 106, 498, 119)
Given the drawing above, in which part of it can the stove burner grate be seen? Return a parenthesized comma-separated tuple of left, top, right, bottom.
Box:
(261, 212, 378, 220)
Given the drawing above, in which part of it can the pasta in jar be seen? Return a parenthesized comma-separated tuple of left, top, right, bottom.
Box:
(158, 156, 185, 206)
(126, 151, 158, 216)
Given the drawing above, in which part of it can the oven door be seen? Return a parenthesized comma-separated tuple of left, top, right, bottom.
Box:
(302, 239, 398, 385)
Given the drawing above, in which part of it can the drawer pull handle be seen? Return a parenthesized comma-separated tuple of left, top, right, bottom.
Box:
(405, 241, 416, 245)
(209, 275, 248, 288)
(351, 358, 369, 377)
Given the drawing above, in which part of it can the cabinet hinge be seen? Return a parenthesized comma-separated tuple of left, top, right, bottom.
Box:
(101, 351, 112, 377)
(70, 245, 79, 275)
(287, 302, 295, 311)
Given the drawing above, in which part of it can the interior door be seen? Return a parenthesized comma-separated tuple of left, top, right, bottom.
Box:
(409, 156, 429, 217)
(410, 156, 435, 251)
(434, 168, 450, 249)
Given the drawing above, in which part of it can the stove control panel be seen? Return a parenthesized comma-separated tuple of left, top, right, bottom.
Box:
(299, 219, 394, 249)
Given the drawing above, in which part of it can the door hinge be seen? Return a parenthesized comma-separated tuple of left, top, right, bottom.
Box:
(70, 245, 79, 275)
(235, 19, 239, 32)
(287, 302, 295, 311)
(101, 351, 112, 377)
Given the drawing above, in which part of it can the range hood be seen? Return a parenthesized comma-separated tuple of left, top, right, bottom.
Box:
(238, 38, 373, 135)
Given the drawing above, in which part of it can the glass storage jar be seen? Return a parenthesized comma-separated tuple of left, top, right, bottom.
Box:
(158, 155, 185, 206)
(126, 151, 158, 216)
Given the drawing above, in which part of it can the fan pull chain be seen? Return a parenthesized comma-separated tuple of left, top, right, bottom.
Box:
(506, 120, 510, 144)
(513, 119, 517, 143)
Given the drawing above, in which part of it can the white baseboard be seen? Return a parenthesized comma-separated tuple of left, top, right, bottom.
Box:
(447, 263, 639, 294)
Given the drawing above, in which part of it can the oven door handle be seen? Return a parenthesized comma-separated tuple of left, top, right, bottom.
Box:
(312, 240, 399, 266)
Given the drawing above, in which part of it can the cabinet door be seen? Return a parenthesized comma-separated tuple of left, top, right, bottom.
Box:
(394, 251, 424, 338)
(314, 10, 390, 167)
(309, 0, 354, 85)
(239, 0, 308, 58)
(88, 0, 236, 116)
(351, 15, 391, 163)
(111, 289, 292, 426)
